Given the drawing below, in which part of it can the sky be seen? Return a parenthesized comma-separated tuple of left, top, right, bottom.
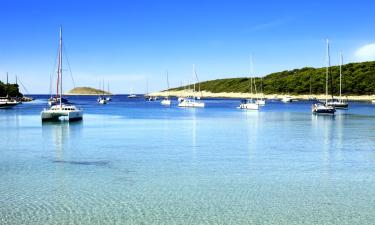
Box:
(0, 0, 374, 94)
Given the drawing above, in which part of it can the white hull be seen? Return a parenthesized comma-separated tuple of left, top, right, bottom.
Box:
(239, 103, 259, 110)
(282, 96, 293, 103)
(256, 99, 265, 106)
(41, 107, 83, 121)
(178, 100, 205, 108)
(99, 99, 107, 104)
(161, 99, 171, 105)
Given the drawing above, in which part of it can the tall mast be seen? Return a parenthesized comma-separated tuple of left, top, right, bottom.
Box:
(6, 72, 8, 97)
(166, 70, 170, 97)
(59, 26, 63, 108)
(325, 39, 330, 104)
(339, 51, 343, 99)
(250, 55, 254, 96)
(192, 64, 196, 98)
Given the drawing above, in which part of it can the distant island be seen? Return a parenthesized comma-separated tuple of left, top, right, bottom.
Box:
(66, 87, 112, 95)
(150, 61, 375, 101)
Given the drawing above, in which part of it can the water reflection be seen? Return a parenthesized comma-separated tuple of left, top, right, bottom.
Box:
(42, 121, 83, 161)
(243, 110, 259, 161)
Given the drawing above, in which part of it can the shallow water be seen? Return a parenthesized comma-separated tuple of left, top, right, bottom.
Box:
(1, 95, 375, 224)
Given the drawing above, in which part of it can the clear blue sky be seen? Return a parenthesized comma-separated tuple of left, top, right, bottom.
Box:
(0, 0, 374, 94)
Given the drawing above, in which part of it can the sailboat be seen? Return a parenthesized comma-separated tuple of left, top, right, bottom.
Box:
(326, 51, 348, 109)
(178, 65, 205, 108)
(239, 56, 259, 110)
(106, 82, 112, 101)
(312, 39, 336, 115)
(41, 27, 83, 121)
(255, 77, 266, 106)
(128, 88, 137, 98)
(97, 80, 107, 104)
(161, 71, 171, 106)
(0, 72, 21, 109)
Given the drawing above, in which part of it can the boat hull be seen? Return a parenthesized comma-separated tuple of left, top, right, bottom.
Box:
(178, 101, 204, 108)
(239, 103, 259, 110)
(0, 102, 19, 109)
(312, 104, 335, 114)
(161, 99, 171, 105)
(41, 110, 83, 121)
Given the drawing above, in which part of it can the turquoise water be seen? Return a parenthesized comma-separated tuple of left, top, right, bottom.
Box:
(1, 96, 375, 224)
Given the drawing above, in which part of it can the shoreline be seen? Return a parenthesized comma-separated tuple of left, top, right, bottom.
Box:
(149, 90, 375, 101)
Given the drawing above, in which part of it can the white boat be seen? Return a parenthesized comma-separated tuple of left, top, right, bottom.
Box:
(42, 104, 83, 121)
(239, 99, 259, 110)
(161, 98, 171, 105)
(282, 95, 293, 103)
(178, 65, 205, 108)
(98, 97, 107, 104)
(178, 97, 185, 103)
(0, 97, 20, 109)
(128, 94, 137, 98)
(239, 55, 259, 110)
(106, 82, 112, 101)
(256, 99, 265, 106)
(326, 52, 348, 109)
(372, 100, 375, 104)
(97, 79, 108, 104)
(178, 97, 205, 107)
(41, 27, 83, 121)
(312, 39, 335, 115)
(161, 71, 171, 106)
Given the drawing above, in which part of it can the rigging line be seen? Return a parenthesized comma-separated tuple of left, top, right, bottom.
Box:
(18, 77, 30, 95)
(49, 45, 59, 97)
(62, 43, 76, 88)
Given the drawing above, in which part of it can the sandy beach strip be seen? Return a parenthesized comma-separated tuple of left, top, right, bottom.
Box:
(149, 90, 375, 101)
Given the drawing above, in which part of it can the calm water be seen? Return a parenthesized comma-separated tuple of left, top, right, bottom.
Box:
(1, 95, 375, 224)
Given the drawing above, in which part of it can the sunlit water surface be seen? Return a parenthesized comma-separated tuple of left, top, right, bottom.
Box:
(1, 95, 375, 224)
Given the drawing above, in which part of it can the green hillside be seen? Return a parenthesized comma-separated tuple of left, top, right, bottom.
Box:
(171, 61, 375, 95)
(67, 87, 111, 95)
(0, 81, 22, 97)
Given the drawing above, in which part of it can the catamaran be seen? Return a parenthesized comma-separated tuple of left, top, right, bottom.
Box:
(239, 56, 259, 110)
(41, 27, 83, 121)
(326, 51, 348, 109)
(178, 65, 205, 108)
(312, 39, 336, 115)
(161, 71, 171, 106)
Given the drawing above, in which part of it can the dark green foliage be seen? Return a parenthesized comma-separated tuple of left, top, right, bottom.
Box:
(171, 61, 375, 95)
(0, 81, 23, 97)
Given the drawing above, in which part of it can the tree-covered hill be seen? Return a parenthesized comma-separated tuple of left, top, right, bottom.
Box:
(0, 81, 22, 97)
(171, 61, 375, 95)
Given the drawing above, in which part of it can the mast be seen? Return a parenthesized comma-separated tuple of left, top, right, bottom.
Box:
(192, 64, 196, 99)
(325, 39, 330, 104)
(58, 26, 63, 108)
(339, 51, 343, 99)
(6, 72, 8, 97)
(250, 55, 254, 97)
(166, 70, 170, 97)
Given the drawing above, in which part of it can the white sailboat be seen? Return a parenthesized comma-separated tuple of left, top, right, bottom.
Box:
(161, 71, 171, 106)
(326, 51, 348, 109)
(98, 80, 107, 104)
(312, 39, 335, 115)
(128, 88, 137, 98)
(178, 64, 205, 108)
(106, 82, 112, 101)
(41, 27, 83, 121)
(239, 55, 259, 110)
(255, 77, 266, 106)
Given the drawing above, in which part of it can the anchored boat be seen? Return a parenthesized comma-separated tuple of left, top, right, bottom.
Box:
(41, 27, 83, 121)
(312, 39, 335, 115)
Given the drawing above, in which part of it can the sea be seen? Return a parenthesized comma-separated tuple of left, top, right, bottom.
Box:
(1, 95, 375, 224)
